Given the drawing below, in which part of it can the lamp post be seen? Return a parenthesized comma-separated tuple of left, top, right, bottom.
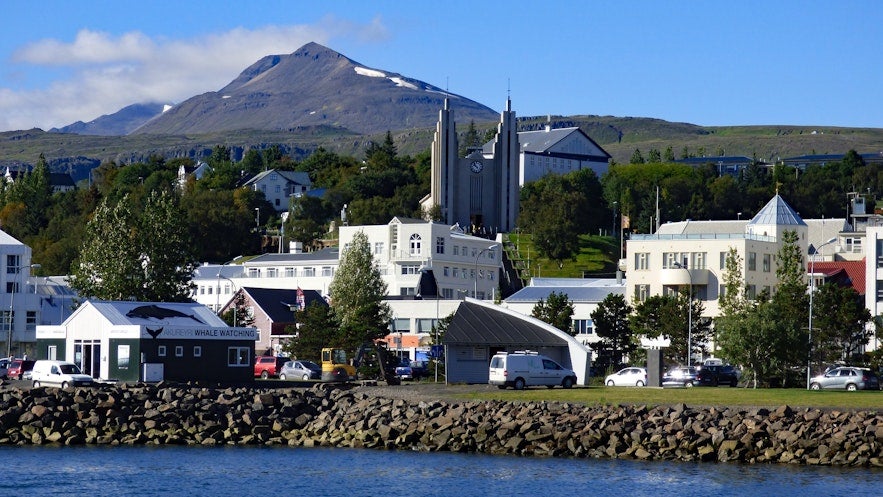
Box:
(216, 273, 238, 325)
(473, 244, 499, 299)
(807, 237, 837, 389)
(673, 260, 692, 367)
(7, 263, 40, 358)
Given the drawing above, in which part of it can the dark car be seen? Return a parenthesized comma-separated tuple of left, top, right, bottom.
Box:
(6, 359, 35, 380)
(662, 366, 699, 387)
(254, 356, 288, 379)
(395, 360, 429, 381)
(695, 364, 740, 387)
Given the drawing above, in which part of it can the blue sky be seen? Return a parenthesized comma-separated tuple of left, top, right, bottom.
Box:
(2, 0, 882, 132)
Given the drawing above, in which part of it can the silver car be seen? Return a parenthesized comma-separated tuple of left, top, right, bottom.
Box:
(809, 367, 880, 391)
(279, 360, 321, 381)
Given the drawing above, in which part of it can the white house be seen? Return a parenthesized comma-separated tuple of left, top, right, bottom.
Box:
(242, 169, 312, 212)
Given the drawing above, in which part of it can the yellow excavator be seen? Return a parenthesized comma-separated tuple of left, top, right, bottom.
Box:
(321, 343, 400, 384)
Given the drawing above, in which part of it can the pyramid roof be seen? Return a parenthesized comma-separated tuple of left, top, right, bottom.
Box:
(747, 194, 806, 227)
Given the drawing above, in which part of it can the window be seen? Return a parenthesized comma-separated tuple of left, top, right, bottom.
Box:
(488, 271, 494, 281)
(635, 284, 650, 302)
(390, 318, 410, 333)
(228, 347, 250, 366)
(199, 286, 205, 295)
(6, 254, 20, 274)
(285, 267, 295, 277)
(746, 284, 757, 300)
(274, 184, 281, 193)
(47, 345, 57, 360)
(374, 242, 384, 255)
(719, 251, 727, 269)
(747, 252, 757, 271)
(634, 252, 649, 271)
(117, 345, 130, 369)
(443, 266, 450, 277)
(453, 268, 460, 278)
(303, 267, 316, 277)
(25, 311, 36, 333)
(417, 319, 438, 332)
(436, 237, 445, 254)
(692, 252, 706, 270)
(401, 265, 420, 275)
(762, 254, 771, 272)
(409, 233, 422, 256)
(158, 345, 167, 357)
(248, 268, 259, 277)
(399, 287, 417, 296)
(572, 319, 594, 334)
(321, 266, 334, 277)
(663, 252, 687, 269)
(453, 245, 459, 256)
(462, 246, 468, 257)
(442, 288, 454, 299)
(194, 346, 202, 358)
(266, 268, 278, 278)
(175, 346, 184, 357)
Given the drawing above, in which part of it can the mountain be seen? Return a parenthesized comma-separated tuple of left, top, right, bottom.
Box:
(132, 42, 500, 136)
(51, 103, 169, 136)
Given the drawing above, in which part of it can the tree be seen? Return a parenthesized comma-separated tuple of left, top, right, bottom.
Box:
(282, 302, 338, 360)
(631, 294, 708, 366)
(630, 148, 645, 164)
(590, 294, 634, 371)
(812, 283, 872, 365)
(328, 231, 392, 353)
(531, 292, 575, 334)
(70, 191, 197, 301)
(221, 291, 256, 328)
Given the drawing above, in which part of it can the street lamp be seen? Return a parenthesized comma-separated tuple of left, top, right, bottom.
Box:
(7, 263, 40, 358)
(216, 273, 238, 326)
(807, 237, 837, 389)
(672, 260, 692, 367)
(473, 244, 499, 299)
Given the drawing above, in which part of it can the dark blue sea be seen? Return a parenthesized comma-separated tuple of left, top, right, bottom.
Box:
(1, 445, 880, 496)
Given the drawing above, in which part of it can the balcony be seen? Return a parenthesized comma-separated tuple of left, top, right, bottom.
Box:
(660, 268, 710, 286)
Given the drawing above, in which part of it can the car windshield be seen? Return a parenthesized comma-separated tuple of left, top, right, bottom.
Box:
(59, 364, 82, 374)
(303, 361, 320, 371)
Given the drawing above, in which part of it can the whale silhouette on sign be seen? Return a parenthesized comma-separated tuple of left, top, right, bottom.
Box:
(126, 305, 205, 324)
(146, 327, 163, 339)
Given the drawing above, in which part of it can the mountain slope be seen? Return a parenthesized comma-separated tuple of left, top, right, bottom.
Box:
(132, 42, 500, 135)
(51, 103, 169, 136)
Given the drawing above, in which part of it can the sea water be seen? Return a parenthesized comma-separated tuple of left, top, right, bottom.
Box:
(1, 445, 880, 496)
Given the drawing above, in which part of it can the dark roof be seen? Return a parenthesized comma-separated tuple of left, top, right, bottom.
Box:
(246, 247, 339, 264)
(674, 156, 753, 165)
(445, 300, 569, 347)
(241, 287, 326, 328)
(49, 173, 75, 187)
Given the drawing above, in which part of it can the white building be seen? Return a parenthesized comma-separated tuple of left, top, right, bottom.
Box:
(0, 229, 43, 359)
(242, 169, 312, 212)
(339, 217, 502, 300)
(510, 126, 611, 185)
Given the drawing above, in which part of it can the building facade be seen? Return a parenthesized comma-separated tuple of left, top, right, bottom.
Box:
(0, 229, 42, 359)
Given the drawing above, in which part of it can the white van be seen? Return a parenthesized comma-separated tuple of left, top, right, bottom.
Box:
(31, 360, 94, 388)
(488, 351, 576, 390)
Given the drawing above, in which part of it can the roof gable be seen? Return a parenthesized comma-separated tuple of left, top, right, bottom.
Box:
(446, 300, 570, 346)
(240, 287, 326, 323)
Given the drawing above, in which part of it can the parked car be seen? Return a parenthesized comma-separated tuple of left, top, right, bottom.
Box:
(279, 360, 321, 380)
(396, 360, 429, 381)
(0, 357, 10, 379)
(810, 366, 880, 391)
(488, 351, 577, 390)
(662, 366, 699, 388)
(6, 359, 35, 380)
(695, 364, 740, 387)
(31, 360, 93, 388)
(254, 356, 288, 379)
(604, 367, 647, 387)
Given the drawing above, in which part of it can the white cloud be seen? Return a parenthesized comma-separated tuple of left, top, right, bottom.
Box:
(0, 15, 387, 131)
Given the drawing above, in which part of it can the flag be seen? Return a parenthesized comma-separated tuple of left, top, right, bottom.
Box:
(621, 215, 630, 229)
(296, 287, 305, 310)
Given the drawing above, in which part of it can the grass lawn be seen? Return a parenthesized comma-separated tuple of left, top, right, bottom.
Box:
(505, 233, 618, 280)
(453, 385, 883, 411)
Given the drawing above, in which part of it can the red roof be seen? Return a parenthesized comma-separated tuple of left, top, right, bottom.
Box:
(808, 259, 866, 295)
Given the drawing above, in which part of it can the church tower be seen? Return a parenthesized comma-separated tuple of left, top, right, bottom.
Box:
(421, 97, 520, 234)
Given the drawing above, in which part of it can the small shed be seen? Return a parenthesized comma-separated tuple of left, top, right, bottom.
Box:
(444, 298, 592, 384)
(35, 300, 257, 383)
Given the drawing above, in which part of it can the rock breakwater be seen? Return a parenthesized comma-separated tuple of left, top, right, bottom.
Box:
(0, 383, 881, 467)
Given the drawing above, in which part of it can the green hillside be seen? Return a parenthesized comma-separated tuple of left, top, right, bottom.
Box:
(503, 233, 619, 284)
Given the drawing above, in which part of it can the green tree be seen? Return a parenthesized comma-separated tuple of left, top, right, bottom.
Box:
(812, 283, 872, 365)
(590, 294, 634, 371)
(531, 291, 575, 334)
(282, 301, 337, 360)
(663, 146, 675, 162)
(70, 191, 197, 301)
(221, 291, 256, 328)
(328, 231, 392, 353)
(647, 148, 661, 163)
(630, 148, 645, 164)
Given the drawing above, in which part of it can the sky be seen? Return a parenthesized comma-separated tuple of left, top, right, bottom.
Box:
(1, 0, 882, 132)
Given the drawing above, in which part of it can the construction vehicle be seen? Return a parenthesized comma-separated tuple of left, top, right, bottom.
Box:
(320, 342, 400, 385)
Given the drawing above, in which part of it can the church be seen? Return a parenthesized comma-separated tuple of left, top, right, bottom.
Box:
(420, 98, 610, 235)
